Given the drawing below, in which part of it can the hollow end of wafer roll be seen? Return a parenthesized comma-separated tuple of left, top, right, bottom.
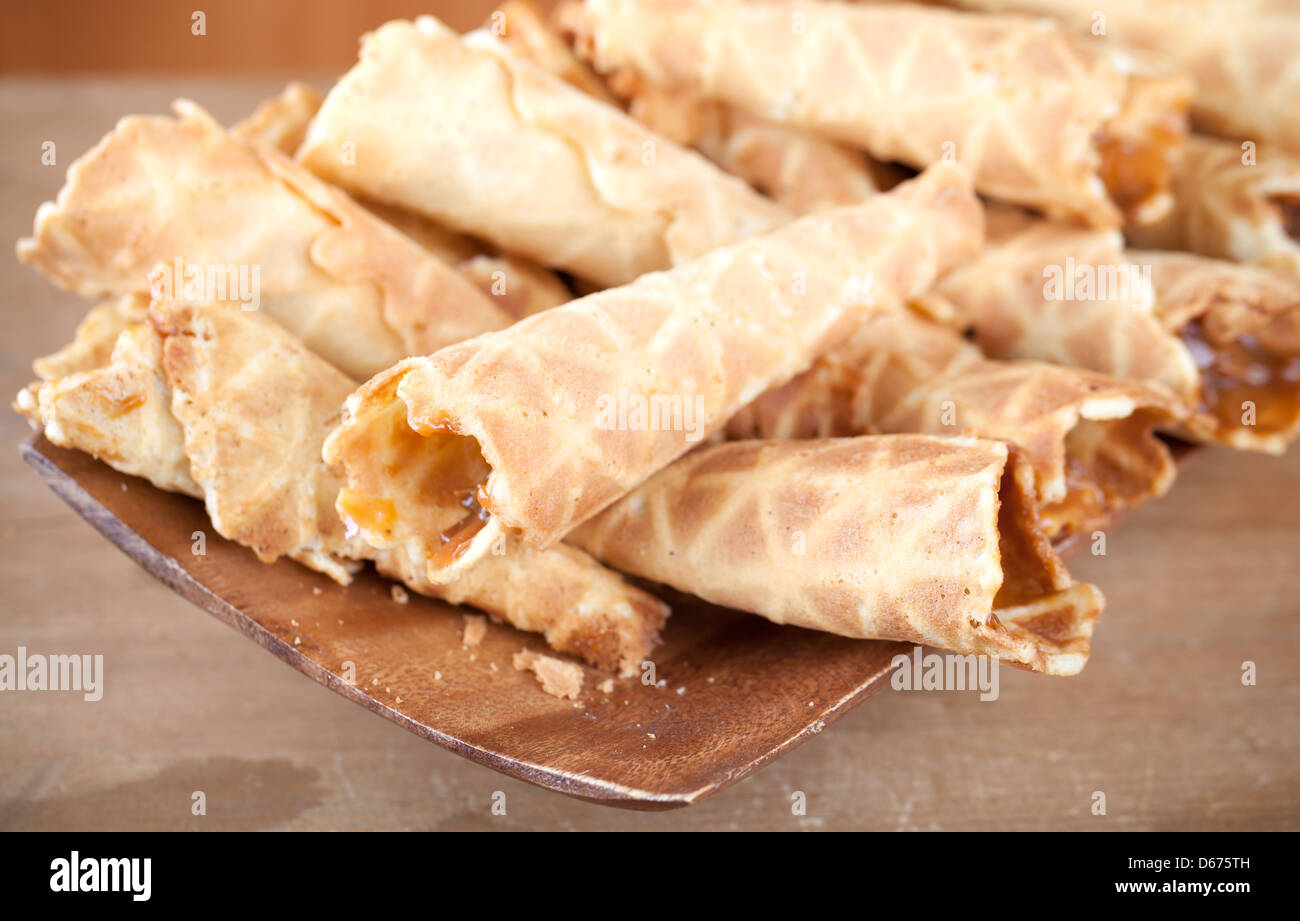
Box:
(1145, 254, 1300, 453)
(1035, 396, 1180, 542)
(323, 361, 507, 585)
(992, 448, 1101, 676)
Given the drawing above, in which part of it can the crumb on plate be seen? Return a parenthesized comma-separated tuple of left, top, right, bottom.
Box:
(512, 649, 583, 700)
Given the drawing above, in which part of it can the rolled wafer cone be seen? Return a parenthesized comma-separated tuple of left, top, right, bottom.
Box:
(296, 15, 791, 288)
(569, 0, 1189, 227)
(231, 81, 576, 322)
(16, 301, 667, 674)
(942, 0, 1300, 154)
(938, 206, 1300, 453)
(569, 436, 1104, 676)
(1125, 135, 1300, 276)
(537, 0, 881, 214)
(16, 99, 514, 381)
(729, 307, 1182, 540)
(15, 324, 200, 500)
(324, 163, 984, 583)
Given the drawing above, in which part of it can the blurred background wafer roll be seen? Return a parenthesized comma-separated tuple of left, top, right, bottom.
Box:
(323, 163, 984, 583)
(569, 0, 1190, 227)
(16, 301, 667, 675)
(569, 435, 1103, 676)
(1125, 135, 1300, 275)
(936, 206, 1300, 453)
(16, 100, 515, 381)
(940, 0, 1300, 154)
(296, 15, 792, 288)
(727, 307, 1182, 540)
(497, 0, 885, 214)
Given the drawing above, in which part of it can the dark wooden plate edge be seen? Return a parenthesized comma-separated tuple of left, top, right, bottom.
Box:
(20, 438, 901, 811)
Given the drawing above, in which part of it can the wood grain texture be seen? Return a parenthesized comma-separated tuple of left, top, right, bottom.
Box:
(1, 77, 1298, 830)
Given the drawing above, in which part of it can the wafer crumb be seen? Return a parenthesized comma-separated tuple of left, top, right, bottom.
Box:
(390, 585, 409, 604)
(513, 649, 583, 700)
(462, 614, 487, 647)
(312, 587, 322, 596)
(598, 679, 615, 694)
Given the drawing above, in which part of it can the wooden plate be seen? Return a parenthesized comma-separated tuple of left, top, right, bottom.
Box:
(21, 436, 905, 810)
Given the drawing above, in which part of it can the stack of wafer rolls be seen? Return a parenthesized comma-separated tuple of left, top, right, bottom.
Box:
(323, 163, 983, 582)
(568, 0, 1191, 227)
(935, 207, 1300, 452)
(940, 0, 1300, 154)
(16, 301, 668, 675)
(23, 5, 1300, 687)
(297, 16, 792, 288)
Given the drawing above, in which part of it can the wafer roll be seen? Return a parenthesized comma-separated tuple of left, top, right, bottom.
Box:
(942, 0, 1300, 154)
(510, 0, 882, 214)
(729, 308, 1181, 539)
(16, 100, 514, 381)
(570, 436, 1103, 676)
(296, 15, 791, 288)
(324, 163, 983, 583)
(937, 207, 1300, 452)
(1125, 135, 1300, 276)
(16, 302, 667, 674)
(569, 0, 1189, 227)
(16, 323, 200, 500)
(232, 81, 576, 322)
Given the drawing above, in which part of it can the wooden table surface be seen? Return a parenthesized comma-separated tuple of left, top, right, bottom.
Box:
(1, 77, 1297, 831)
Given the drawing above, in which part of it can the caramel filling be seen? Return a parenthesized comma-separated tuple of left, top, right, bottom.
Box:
(1181, 319, 1300, 436)
(1038, 415, 1174, 541)
(335, 400, 495, 571)
(429, 487, 493, 570)
(1094, 75, 1184, 222)
(1269, 194, 1300, 244)
(1039, 457, 1110, 541)
(338, 492, 399, 542)
(992, 459, 1061, 610)
(1096, 132, 1170, 221)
